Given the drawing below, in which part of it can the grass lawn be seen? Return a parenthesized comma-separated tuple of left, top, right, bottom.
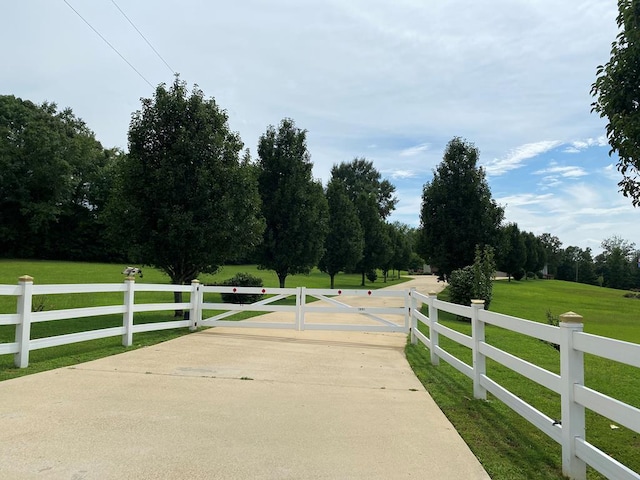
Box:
(406, 278, 640, 480)
(0, 259, 407, 381)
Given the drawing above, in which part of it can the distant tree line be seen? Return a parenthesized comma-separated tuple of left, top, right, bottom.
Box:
(0, 80, 421, 288)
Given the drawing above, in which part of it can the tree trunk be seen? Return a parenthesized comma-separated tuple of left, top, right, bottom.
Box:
(330, 273, 335, 289)
(173, 290, 183, 317)
(278, 273, 287, 288)
(361, 271, 365, 286)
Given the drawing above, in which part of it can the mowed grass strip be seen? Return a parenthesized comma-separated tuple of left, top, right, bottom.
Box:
(0, 260, 408, 381)
(407, 279, 640, 480)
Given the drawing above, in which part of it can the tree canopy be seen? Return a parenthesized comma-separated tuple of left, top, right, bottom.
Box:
(108, 77, 264, 288)
(330, 158, 397, 285)
(497, 223, 527, 281)
(591, 0, 640, 205)
(331, 158, 397, 219)
(0, 95, 115, 260)
(419, 137, 504, 277)
(13, 88, 626, 294)
(595, 235, 638, 289)
(318, 179, 364, 288)
(256, 118, 329, 287)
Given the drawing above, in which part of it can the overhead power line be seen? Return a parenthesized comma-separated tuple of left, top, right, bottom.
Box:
(62, 0, 154, 88)
(110, 0, 175, 75)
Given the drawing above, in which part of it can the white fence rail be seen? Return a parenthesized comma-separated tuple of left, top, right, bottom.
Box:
(409, 289, 640, 480)
(0, 276, 410, 368)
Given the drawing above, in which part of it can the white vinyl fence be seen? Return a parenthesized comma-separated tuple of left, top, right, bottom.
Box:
(409, 289, 640, 480)
(0, 276, 410, 369)
(2, 276, 639, 479)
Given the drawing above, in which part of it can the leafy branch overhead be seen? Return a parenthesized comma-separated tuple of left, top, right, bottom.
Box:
(591, 0, 640, 205)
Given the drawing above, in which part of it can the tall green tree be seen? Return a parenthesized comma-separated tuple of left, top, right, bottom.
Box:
(419, 137, 504, 277)
(330, 158, 397, 219)
(558, 246, 598, 285)
(386, 222, 413, 280)
(318, 179, 364, 288)
(538, 233, 562, 276)
(330, 158, 397, 285)
(108, 77, 264, 305)
(497, 223, 527, 281)
(595, 236, 637, 289)
(0, 95, 113, 260)
(591, 0, 640, 205)
(522, 231, 546, 277)
(356, 195, 390, 285)
(256, 118, 329, 287)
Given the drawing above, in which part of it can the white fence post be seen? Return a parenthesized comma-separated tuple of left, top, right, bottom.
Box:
(471, 299, 487, 400)
(190, 280, 200, 331)
(404, 288, 412, 333)
(427, 291, 439, 366)
(559, 311, 586, 480)
(14, 275, 34, 368)
(410, 288, 418, 344)
(297, 287, 306, 331)
(122, 277, 135, 347)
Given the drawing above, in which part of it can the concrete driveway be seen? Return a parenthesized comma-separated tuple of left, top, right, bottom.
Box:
(0, 276, 490, 479)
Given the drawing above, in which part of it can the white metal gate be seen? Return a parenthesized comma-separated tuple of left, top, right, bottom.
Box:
(197, 286, 410, 333)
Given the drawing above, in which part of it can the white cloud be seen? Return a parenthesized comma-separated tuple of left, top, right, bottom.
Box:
(563, 146, 581, 154)
(498, 177, 639, 254)
(400, 143, 430, 157)
(483, 140, 561, 176)
(563, 136, 608, 154)
(495, 193, 555, 207)
(538, 175, 564, 190)
(602, 163, 619, 181)
(389, 169, 417, 179)
(534, 165, 588, 178)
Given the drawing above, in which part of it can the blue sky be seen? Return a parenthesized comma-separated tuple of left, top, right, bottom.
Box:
(2, 1, 633, 254)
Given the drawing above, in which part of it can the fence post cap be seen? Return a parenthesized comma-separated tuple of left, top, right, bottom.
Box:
(428, 291, 438, 297)
(559, 311, 583, 323)
(471, 299, 485, 306)
(191, 279, 200, 284)
(124, 276, 136, 282)
(18, 275, 33, 282)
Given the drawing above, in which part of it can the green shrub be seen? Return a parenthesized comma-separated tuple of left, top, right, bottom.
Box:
(544, 309, 560, 350)
(513, 268, 525, 281)
(449, 266, 474, 309)
(366, 270, 378, 282)
(526, 271, 535, 279)
(448, 245, 495, 317)
(219, 273, 264, 304)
